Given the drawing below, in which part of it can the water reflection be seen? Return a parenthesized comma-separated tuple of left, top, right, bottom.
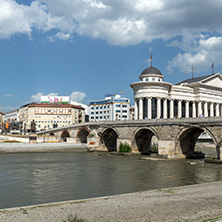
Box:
(0, 152, 222, 209)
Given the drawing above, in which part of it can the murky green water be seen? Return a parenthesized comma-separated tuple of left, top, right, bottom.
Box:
(0, 150, 221, 209)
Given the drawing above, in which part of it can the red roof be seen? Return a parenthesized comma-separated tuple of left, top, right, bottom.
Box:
(28, 103, 85, 110)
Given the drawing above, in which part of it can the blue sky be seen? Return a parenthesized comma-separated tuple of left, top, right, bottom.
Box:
(1, 0, 222, 112)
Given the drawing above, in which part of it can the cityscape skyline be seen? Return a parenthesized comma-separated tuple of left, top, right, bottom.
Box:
(1, 0, 222, 112)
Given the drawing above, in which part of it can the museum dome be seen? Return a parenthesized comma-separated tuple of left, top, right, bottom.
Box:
(139, 66, 163, 81)
(141, 66, 163, 76)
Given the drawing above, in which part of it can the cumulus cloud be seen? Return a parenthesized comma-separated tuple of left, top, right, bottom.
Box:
(28, 92, 58, 103)
(0, 0, 221, 45)
(167, 36, 222, 74)
(2, 0, 222, 73)
(70, 91, 86, 102)
(27, 91, 86, 104)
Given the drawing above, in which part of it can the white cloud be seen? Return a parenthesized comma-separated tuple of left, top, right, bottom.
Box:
(27, 91, 85, 104)
(28, 92, 58, 103)
(70, 91, 86, 102)
(167, 36, 222, 74)
(48, 32, 71, 42)
(4, 94, 17, 98)
(2, 0, 222, 73)
(1, 0, 222, 46)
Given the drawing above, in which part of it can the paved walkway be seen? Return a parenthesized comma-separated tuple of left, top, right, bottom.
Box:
(0, 142, 88, 153)
(1, 181, 222, 222)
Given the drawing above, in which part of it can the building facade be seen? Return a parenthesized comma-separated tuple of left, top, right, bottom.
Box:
(0, 111, 5, 133)
(89, 94, 130, 121)
(19, 103, 85, 132)
(130, 65, 222, 120)
(4, 110, 19, 123)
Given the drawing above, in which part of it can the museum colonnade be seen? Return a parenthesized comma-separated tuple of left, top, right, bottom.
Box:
(134, 97, 222, 119)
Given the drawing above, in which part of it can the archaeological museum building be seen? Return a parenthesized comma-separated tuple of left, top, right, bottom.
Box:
(130, 65, 222, 120)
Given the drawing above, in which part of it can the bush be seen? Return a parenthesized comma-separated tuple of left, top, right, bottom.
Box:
(63, 214, 88, 222)
(119, 142, 132, 152)
(151, 143, 158, 152)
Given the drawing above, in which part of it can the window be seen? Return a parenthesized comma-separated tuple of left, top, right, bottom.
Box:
(152, 78, 155, 81)
(116, 110, 120, 113)
(104, 106, 106, 109)
(100, 111, 102, 114)
(116, 104, 120, 107)
(91, 112, 94, 115)
(122, 105, 127, 107)
(96, 107, 99, 109)
(100, 106, 102, 109)
(158, 78, 160, 82)
(91, 107, 94, 110)
(146, 78, 149, 81)
(96, 112, 98, 114)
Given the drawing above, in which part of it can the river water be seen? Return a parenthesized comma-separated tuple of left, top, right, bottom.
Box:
(0, 150, 221, 209)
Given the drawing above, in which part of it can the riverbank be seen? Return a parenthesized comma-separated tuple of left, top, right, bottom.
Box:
(1, 181, 222, 222)
(0, 142, 88, 153)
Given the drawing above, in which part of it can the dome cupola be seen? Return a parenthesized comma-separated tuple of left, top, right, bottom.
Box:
(139, 66, 164, 82)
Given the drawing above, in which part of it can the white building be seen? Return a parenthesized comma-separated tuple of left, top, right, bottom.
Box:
(4, 109, 19, 123)
(130, 65, 222, 119)
(89, 94, 130, 121)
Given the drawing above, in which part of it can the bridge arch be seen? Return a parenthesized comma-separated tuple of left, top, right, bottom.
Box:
(132, 127, 159, 155)
(175, 126, 217, 158)
(100, 127, 119, 152)
(61, 130, 70, 142)
(77, 127, 90, 143)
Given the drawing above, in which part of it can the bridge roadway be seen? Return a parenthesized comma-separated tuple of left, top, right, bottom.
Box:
(38, 117, 222, 159)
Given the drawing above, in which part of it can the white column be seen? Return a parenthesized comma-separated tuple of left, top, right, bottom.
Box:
(192, 101, 196, 118)
(163, 99, 167, 119)
(204, 102, 208, 117)
(198, 101, 202, 117)
(148, 98, 152, 119)
(178, 100, 182, 118)
(139, 98, 143, 119)
(185, 101, 189, 118)
(170, 100, 174, 118)
(216, 104, 220, 117)
(157, 98, 161, 119)
(134, 100, 138, 120)
(210, 103, 214, 117)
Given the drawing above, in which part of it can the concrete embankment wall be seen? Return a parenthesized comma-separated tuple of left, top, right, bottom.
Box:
(0, 143, 88, 153)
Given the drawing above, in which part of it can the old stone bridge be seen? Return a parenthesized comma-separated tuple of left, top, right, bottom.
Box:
(37, 117, 222, 159)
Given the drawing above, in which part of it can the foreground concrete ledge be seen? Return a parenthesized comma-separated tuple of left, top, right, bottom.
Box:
(1, 181, 222, 222)
(0, 143, 88, 153)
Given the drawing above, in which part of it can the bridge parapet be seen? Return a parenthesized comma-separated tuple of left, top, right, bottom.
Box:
(36, 117, 222, 159)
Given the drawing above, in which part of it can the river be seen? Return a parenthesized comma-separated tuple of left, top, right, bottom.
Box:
(0, 149, 221, 209)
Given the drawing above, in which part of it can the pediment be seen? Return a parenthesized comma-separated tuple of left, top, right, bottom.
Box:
(201, 73, 222, 88)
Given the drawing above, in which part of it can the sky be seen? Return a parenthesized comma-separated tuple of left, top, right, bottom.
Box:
(1, 0, 222, 112)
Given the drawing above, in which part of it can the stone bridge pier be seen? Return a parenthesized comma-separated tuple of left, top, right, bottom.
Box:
(38, 119, 222, 159)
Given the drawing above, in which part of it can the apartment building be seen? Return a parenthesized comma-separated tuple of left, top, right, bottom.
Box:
(19, 103, 85, 132)
(89, 94, 130, 121)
